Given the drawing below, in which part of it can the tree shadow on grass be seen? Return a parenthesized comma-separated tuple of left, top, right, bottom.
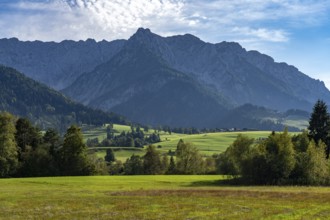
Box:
(187, 177, 251, 187)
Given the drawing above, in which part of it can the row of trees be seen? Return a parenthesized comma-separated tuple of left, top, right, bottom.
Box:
(87, 125, 160, 148)
(217, 100, 330, 185)
(0, 112, 212, 177)
(106, 140, 213, 175)
(217, 131, 329, 185)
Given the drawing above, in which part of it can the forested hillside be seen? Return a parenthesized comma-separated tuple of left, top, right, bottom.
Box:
(0, 65, 127, 131)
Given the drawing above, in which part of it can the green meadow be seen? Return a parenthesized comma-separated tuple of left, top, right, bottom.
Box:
(1, 175, 330, 219)
(83, 124, 280, 160)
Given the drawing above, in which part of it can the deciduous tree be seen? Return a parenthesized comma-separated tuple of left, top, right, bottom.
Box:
(0, 112, 19, 177)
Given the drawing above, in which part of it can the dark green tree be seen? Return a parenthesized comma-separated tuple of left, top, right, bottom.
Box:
(143, 145, 162, 174)
(167, 156, 176, 174)
(104, 148, 116, 163)
(0, 112, 19, 177)
(59, 125, 93, 176)
(160, 154, 169, 174)
(18, 144, 53, 177)
(43, 128, 61, 155)
(308, 99, 330, 158)
(292, 130, 310, 153)
(108, 160, 124, 175)
(15, 118, 42, 155)
(245, 129, 295, 184)
(123, 154, 144, 175)
(218, 134, 254, 176)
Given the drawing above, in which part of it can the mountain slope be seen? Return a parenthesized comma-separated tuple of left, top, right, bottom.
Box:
(62, 28, 325, 128)
(128, 28, 326, 110)
(0, 38, 125, 90)
(0, 65, 127, 130)
(64, 42, 229, 127)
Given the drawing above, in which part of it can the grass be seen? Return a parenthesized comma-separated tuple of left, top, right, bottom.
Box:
(83, 124, 299, 161)
(157, 131, 272, 156)
(1, 175, 330, 219)
(93, 147, 145, 161)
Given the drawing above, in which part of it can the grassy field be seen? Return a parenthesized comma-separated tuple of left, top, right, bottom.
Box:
(157, 131, 272, 156)
(83, 124, 301, 162)
(1, 175, 330, 219)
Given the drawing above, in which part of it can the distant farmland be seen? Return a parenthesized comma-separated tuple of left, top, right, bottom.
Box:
(83, 124, 293, 160)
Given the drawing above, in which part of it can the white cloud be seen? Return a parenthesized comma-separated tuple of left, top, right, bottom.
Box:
(232, 27, 289, 42)
(0, 0, 329, 44)
(0, 0, 187, 41)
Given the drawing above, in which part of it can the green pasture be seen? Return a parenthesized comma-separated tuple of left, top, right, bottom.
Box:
(83, 124, 299, 161)
(1, 175, 330, 219)
(93, 147, 145, 161)
(158, 131, 273, 156)
(89, 131, 273, 160)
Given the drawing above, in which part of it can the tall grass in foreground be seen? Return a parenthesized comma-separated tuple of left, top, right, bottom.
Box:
(1, 175, 330, 219)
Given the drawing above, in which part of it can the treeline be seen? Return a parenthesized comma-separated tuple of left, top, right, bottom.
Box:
(0, 112, 102, 177)
(87, 125, 161, 148)
(0, 112, 214, 177)
(217, 100, 330, 185)
(105, 139, 215, 175)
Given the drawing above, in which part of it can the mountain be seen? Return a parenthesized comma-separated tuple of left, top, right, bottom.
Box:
(63, 28, 325, 127)
(0, 65, 127, 131)
(0, 28, 327, 129)
(64, 41, 229, 127)
(124, 28, 327, 111)
(0, 38, 125, 90)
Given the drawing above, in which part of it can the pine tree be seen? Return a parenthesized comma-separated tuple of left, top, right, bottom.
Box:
(0, 112, 19, 177)
(308, 100, 330, 158)
(104, 148, 115, 163)
(167, 156, 176, 174)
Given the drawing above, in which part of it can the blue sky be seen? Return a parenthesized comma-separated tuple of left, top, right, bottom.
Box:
(0, 0, 330, 88)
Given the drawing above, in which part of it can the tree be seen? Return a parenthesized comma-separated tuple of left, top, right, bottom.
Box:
(124, 154, 144, 175)
(15, 118, 42, 156)
(291, 141, 329, 185)
(217, 134, 254, 176)
(176, 140, 204, 174)
(108, 160, 124, 175)
(18, 144, 53, 177)
(167, 156, 176, 174)
(59, 125, 93, 176)
(143, 145, 162, 174)
(160, 154, 169, 174)
(251, 129, 296, 184)
(104, 148, 115, 163)
(292, 130, 310, 153)
(308, 99, 330, 158)
(0, 112, 19, 177)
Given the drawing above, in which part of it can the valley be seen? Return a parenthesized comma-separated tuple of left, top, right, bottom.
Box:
(1, 1, 330, 219)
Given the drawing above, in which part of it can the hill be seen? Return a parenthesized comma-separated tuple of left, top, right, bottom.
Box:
(0, 65, 127, 131)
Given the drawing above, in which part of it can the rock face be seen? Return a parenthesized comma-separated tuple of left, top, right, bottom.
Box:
(0, 28, 329, 127)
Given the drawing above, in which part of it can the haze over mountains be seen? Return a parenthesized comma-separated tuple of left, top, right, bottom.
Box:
(0, 28, 328, 128)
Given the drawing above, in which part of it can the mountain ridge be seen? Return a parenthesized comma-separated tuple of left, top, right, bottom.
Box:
(0, 28, 327, 128)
